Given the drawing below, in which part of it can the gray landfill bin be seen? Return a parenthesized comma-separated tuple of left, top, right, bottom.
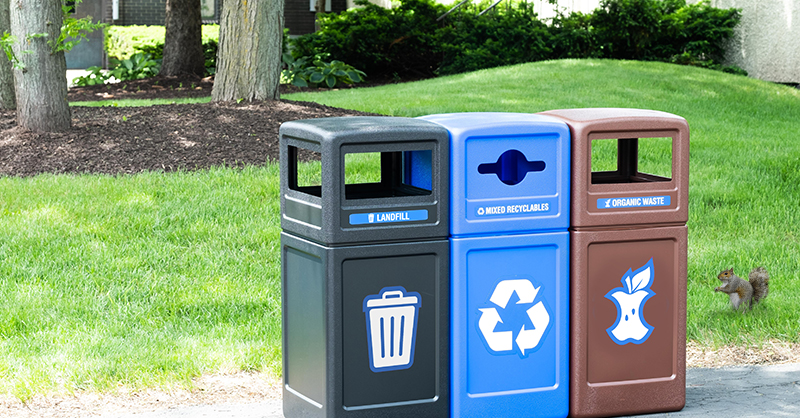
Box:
(279, 117, 450, 418)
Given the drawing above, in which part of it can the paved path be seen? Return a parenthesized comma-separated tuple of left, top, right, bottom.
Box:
(627, 363, 800, 417)
(101, 363, 800, 418)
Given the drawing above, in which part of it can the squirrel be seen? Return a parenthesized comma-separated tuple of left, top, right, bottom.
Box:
(715, 267, 769, 312)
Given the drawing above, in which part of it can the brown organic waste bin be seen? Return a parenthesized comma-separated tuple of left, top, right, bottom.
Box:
(540, 108, 689, 417)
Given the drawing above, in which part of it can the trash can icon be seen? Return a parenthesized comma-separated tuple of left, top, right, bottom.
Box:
(363, 287, 421, 373)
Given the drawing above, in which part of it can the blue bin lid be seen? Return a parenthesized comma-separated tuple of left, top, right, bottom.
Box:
(419, 113, 571, 236)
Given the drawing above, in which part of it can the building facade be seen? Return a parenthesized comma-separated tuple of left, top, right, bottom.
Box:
(710, 0, 800, 83)
(102, 0, 346, 35)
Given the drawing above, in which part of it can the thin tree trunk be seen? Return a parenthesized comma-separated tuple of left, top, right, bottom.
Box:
(162, 0, 205, 76)
(211, 0, 283, 102)
(0, 0, 16, 110)
(10, 0, 70, 132)
(315, 0, 323, 32)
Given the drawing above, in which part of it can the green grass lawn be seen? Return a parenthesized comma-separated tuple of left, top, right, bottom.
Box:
(0, 168, 282, 399)
(2, 59, 799, 398)
(70, 97, 212, 107)
(288, 59, 800, 346)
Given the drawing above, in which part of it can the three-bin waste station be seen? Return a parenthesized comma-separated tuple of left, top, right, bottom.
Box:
(279, 109, 689, 418)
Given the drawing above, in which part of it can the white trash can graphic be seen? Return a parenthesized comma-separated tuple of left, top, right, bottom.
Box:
(363, 286, 422, 373)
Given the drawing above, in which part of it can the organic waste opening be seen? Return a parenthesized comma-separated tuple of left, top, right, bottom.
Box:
(591, 137, 672, 184)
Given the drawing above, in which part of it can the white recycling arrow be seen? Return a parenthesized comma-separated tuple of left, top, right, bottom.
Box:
(478, 308, 513, 352)
(515, 301, 550, 355)
(489, 279, 540, 308)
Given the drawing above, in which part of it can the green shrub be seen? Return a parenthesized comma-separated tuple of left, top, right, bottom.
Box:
(291, 0, 444, 79)
(663, 0, 741, 62)
(287, 0, 743, 79)
(202, 39, 218, 75)
(436, 2, 552, 75)
(550, 11, 602, 59)
(591, 0, 664, 60)
(589, 0, 741, 66)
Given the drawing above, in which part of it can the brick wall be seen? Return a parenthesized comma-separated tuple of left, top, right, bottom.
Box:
(116, 0, 221, 25)
(119, 0, 166, 26)
(114, 0, 341, 36)
(285, 0, 314, 35)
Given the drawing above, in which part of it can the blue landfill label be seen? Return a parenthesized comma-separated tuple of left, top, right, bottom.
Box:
(349, 209, 428, 225)
(597, 195, 671, 209)
(475, 201, 552, 217)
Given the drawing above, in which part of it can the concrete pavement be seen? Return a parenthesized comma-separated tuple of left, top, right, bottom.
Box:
(628, 363, 800, 417)
(100, 363, 800, 418)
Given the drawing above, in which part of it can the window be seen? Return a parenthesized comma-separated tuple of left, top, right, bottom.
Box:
(201, 0, 218, 22)
(309, 0, 332, 12)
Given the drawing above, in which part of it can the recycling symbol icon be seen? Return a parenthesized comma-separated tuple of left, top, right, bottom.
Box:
(478, 278, 551, 357)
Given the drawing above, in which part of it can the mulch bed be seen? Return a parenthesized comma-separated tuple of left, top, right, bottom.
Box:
(66, 75, 216, 103)
(0, 76, 382, 177)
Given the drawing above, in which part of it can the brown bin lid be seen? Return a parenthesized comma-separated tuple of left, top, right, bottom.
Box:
(540, 108, 689, 228)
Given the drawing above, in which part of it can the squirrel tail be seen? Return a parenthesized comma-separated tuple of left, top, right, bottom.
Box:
(748, 267, 770, 303)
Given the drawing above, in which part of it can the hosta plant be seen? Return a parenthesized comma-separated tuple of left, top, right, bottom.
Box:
(282, 52, 366, 88)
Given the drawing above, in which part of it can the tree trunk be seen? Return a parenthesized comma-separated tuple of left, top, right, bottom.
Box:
(161, 0, 205, 76)
(211, 0, 283, 102)
(315, 0, 323, 32)
(10, 0, 70, 132)
(0, 0, 16, 110)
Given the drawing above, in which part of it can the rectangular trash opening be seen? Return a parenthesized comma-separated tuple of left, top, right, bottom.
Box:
(287, 145, 323, 198)
(590, 136, 673, 184)
(344, 150, 433, 200)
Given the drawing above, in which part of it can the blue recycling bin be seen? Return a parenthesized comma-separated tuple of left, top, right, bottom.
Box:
(419, 113, 570, 418)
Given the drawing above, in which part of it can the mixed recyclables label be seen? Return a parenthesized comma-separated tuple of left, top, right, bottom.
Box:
(476, 202, 551, 217)
(349, 209, 428, 225)
(472, 198, 556, 218)
(597, 195, 671, 209)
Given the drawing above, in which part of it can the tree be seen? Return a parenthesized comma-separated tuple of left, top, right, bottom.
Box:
(0, 0, 16, 110)
(212, 0, 283, 102)
(9, 1, 71, 132)
(161, 0, 205, 76)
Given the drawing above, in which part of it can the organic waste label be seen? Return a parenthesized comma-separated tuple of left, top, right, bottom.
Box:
(349, 209, 428, 225)
(597, 195, 670, 209)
